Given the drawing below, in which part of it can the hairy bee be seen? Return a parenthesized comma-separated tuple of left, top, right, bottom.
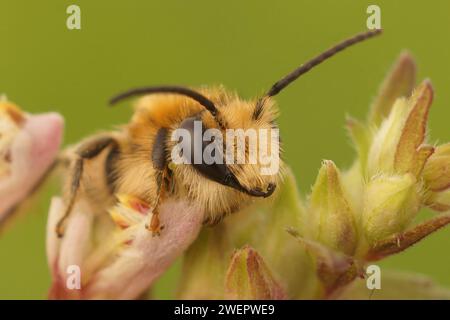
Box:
(56, 29, 381, 237)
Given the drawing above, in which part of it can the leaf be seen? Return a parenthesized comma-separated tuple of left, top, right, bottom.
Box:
(339, 270, 450, 300)
(176, 226, 229, 299)
(366, 213, 450, 261)
(411, 145, 434, 177)
(287, 228, 362, 298)
(368, 52, 416, 126)
(394, 80, 434, 175)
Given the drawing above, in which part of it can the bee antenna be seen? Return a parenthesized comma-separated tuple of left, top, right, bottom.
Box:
(264, 29, 382, 98)
(109, 85, 219, 117)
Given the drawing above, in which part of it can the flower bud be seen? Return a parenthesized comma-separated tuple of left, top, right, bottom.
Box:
(362, 174, 420, 244)
(0, 100, 63, 223)
(393, 81, 434, 176)
(225, 246, 286, 300)
(422, 143, 450, 211)
(368, 51, 416, 126)
(367, 98, 410, 176)
(308, 160, 357, 255)
(47, 195, 203, 299)
(423, 143, 450, 191)
(425, 189, 450, 212)
(367, 81, 434, 178)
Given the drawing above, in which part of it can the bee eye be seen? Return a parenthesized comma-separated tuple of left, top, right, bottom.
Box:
(178, 116, 236, 186)
(176, 117, 275, 198)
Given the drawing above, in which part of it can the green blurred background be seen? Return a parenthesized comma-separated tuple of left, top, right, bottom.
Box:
(0, 0, 449, 299)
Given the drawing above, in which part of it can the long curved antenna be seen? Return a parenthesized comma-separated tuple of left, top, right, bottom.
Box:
(109, 85, 219, 117)
(265, 29, 382, 98)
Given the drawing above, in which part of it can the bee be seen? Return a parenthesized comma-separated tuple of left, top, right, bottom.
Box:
(55, 29, 382, 237)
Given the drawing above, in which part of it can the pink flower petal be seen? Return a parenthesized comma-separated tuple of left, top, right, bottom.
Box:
(0, 112, 64, 221)
(47, 196, 203, 299)
(47, 198, 95, 299)
(84, 199, 203, 299)
(46, 197, 64, 272)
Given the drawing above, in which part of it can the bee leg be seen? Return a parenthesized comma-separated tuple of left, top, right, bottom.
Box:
(56, 136, 117, 238)
(145, 169, 169, 237)
(148, 207, 164, 237)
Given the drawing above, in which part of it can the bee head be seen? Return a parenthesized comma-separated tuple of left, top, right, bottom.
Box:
(174, 105, 280, 199)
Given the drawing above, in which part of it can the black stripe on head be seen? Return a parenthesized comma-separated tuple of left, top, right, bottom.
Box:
(152, 128, 168, 171)
(252, 98, 266, 120)
(105, 144, 120, 195)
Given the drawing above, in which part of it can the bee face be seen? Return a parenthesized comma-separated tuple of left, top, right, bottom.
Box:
(174, 113, 279, 198)
(159, 92, 281, 221)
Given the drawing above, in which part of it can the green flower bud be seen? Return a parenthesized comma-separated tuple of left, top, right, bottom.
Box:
(423, 143, 450, 191)
(368, 51, 416, 126)
(393, 81, 434, 176)
(362, 174, 420, 244)
(367, 98, 411, 176)
(308, 160, 357, 255)
(423, 143, 450, 211)
(367, 81, 434, 178)
(425, 190, 450, 212)
(225, 246, 286, 300)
